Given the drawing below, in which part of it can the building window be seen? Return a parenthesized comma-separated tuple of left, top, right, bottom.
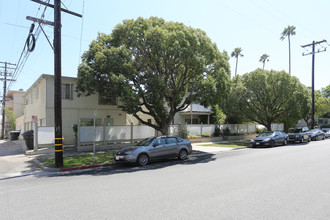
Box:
(35, 87, 39, 99)
(62, 83, 73, 100)
(98, 94, 117, 105)
(185, 118, 199, 124)
(80, 118, 102, 126)
(30, 92, 33, 104)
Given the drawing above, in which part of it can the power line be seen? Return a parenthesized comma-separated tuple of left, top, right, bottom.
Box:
(301, 39, 328, 129)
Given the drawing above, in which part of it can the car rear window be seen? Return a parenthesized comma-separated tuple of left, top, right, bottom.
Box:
(167, 137, 177, 144)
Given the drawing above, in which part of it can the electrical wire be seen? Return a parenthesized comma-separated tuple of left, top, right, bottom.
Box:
(7, 0, 51, 91)
(79, 0, 86, 64)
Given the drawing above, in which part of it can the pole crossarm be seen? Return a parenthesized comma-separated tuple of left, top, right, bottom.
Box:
(26, 16, 54, 26)
(30, 0, 82, 17)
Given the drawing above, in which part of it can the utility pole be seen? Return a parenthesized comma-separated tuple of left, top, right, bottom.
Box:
(29, 0, 82, 168)
(301, 40, 327, 129)
(0, 62, 16, 139)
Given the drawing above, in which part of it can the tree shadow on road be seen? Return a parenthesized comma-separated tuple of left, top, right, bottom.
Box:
(33, 151, 217, 178)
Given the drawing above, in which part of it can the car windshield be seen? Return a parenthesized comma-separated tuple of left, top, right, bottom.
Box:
(288, 128, 302, 133)
(309, 129, 317, 133)
(258, 132, 274, 137)
(137, 137, 156, 146)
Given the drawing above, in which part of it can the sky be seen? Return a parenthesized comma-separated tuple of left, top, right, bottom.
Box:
(0, 0, 329, 93)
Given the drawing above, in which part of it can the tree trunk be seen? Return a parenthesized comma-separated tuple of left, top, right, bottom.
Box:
(288, 35, 291, 74)
(159, 124, 169, 135)
(235, 57, 238, 76)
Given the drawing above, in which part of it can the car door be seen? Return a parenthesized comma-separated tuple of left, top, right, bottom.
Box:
(164, 137, 179, 157)
(149, 137, 167, 159)
(275, 131, 283, 145)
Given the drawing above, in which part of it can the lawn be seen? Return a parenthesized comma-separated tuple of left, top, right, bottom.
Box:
(39, 152, 115, 168)
(197, 142, 250, 148)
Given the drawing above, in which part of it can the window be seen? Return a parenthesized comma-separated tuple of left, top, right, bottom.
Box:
(167, 137, 177, 144)
(30, 92, 33, 104)
(62, 83, 73, 100)
(147, 119, 152, 124)
(154, 138, 166, 145)
(80, 118, 102, 126)
(185, 118, 199, 124)
(98, 94, 117, 105)
(35, 87, 39, 99)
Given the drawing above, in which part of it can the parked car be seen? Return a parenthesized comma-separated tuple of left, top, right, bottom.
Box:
(287, 127, 311, 143)
(322, 129, 330, 138)
(115, 136, 192, 166)
(308, 129, 326, 141)
(251, 131, 287, 147)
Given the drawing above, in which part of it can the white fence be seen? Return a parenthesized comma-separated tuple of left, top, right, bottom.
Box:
(179, 123, 284, 136)
(31, 123, 284, 149)
(78, 124, 155, 144)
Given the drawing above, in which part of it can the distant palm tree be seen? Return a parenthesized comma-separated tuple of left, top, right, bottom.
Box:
(280, 25, 296, 74)
(231, 47, 244, 76)
(259, 54, 270, 69)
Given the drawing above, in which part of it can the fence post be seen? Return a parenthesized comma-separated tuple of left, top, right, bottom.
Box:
(200, 122, 203, 136)
(103, 124, 106, 145)
(130, 123, 133, 143)
(77, 122, 80, 149)
(34, 123, 38, 151)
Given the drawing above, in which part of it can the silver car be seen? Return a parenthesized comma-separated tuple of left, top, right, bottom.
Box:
(115, 136, 192, 166)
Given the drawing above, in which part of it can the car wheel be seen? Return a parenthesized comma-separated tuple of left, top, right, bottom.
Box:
(300, 137, 304, 143)
(271, 140, 275, 147)
(308, 136, 311, 142)
(282, 139, 287, 146)
(178, 149, 188, 160)
(323, 136, 325, 140)
(137, 154, 149, 166)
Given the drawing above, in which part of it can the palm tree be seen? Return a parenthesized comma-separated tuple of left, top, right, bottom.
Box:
(259, 54, 270, 69)
(231, 47, 244, 76)
(280, 25, 296, 74)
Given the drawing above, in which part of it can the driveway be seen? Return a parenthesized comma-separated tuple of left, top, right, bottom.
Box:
(0, 140, 39, 179)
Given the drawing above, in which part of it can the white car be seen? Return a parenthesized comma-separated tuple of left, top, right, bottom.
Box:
(323, 130, 330, 138)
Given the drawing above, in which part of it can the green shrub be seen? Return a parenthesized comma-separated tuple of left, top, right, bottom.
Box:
(202, 133, 211, 137)
(256, 127, 267, 134)
(213, 126, 221, 137)
(179, 127, 189, 139)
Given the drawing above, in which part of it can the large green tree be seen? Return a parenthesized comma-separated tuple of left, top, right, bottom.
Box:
(280, 25, 296, 74)
(321, 84, 330, 98)
(227, 69, 308, 131)
(76, 17, 230, 134)
(231, 47, 243, 77)
(304, 89, 330, 128)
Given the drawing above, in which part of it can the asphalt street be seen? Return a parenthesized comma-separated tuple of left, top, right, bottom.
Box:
(1, 139, 330, 219)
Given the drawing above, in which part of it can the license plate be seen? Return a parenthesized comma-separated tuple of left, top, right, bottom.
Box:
(256, 142, 260, 145)
(115, 156, 124, 160)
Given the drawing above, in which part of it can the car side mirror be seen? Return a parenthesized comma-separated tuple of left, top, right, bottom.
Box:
(153, 143, 158, 147)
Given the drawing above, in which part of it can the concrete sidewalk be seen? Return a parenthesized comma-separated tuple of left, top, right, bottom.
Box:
(192, 142, 236, 153)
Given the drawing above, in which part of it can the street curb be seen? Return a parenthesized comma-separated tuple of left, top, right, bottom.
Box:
(32, 146, 248, 172)
(32, 158, 116, 172)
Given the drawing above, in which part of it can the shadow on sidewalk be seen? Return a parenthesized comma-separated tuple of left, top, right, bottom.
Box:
(0, 140, 26, 157)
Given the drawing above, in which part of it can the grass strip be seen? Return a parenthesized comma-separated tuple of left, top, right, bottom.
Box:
(39, 152, 115, 168)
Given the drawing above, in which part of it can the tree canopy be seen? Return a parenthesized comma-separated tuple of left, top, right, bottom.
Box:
(225, 69, 309, 131)
(76, 17, 230, 134)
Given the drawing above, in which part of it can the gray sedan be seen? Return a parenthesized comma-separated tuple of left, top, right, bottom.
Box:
(115, 136, 192, 166)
